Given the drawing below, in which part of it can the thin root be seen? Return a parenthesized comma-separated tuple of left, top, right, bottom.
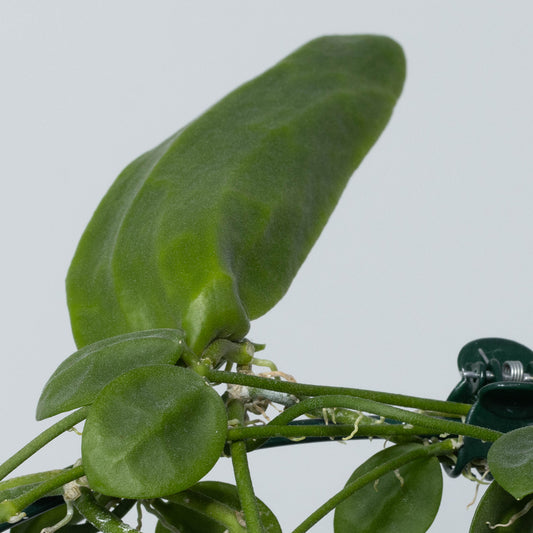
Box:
(42, 501, 75, 533)
(466, 482, 480, 509)
(342, 413, 364, 441)
(394, 469, 404, 487)
(258, 370, 296, 382)
(487, 498, 533, 529)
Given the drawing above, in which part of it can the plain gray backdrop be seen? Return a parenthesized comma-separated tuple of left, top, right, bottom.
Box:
(1, 2, 533, 531)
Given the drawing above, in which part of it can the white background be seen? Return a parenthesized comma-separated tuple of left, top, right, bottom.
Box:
(1, 2, 533, 531)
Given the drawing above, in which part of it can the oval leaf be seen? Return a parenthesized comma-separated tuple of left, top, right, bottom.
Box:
(66, 35, 406, 353)
(36, 329, 187, 420)
(470, 482, 533, 532)
(334, 443, 442, 533)
(82, 365, 227, 498)
(487, 426, 533, 500)
(153, 481, 281, 533)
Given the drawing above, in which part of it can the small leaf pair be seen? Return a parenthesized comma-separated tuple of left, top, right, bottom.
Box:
(36, 330, 228, 499)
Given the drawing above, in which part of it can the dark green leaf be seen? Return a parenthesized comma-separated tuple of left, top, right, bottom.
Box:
(11, 505, 88, 533)
(36, 329, 186, 420)
(470, 482, 533, 532)
(66, 35, 406, 354)
(487, 426, 533, 499)
(153, 481, 281, 533)
(10, 505, 67, 533)
(82, 365, 227, 498)
(334, 443, 442, 533)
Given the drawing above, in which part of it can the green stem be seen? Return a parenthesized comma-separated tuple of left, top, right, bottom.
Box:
(0, 407, 89, 482)
(227, 422, 429, 442)
(74, 488, 139, 533)
(0, 465, 85, 523)
(292, 440, 455, 533)
(227, 400, 265, 533)
(205, 370, 471, 416)
(264, 395, 501, 443)
(0, 470, 67, 504)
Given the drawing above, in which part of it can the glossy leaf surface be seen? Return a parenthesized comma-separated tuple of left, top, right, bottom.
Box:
(334, 443, 442, 533)
(36, 329, 186, 420)
(153, 481, 281, 533)
(470, 482, 533, 532)
(66, 35, 406, 353)
(82, 365, 227, 498)
(487, 426, 533, 499)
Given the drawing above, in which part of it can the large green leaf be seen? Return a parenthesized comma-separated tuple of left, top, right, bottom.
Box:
(36, 329, 186, 420)
(334, 443, 442, 533)
(66, 35, 406, 353)
(153, 481, 281, 533)
(470, 482, 533, 532)
(81, 365, 227, 498)
(487, 426, 533, 500)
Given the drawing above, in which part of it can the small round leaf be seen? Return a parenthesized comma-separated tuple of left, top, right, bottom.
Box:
(334, 443, 443, 533)
(487, 426, 533, 500)
(470, 482, 533, 532)
(82, 365, 227, 498)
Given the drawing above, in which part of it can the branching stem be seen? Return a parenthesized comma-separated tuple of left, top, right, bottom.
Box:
(265, 395, 500, 443)
(0, 465, 84, 524)
(227, 422, 427, 443)
(206, 370, 470, 416)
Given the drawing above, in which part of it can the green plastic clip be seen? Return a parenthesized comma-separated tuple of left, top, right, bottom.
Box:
(446, 338, 533, 477)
